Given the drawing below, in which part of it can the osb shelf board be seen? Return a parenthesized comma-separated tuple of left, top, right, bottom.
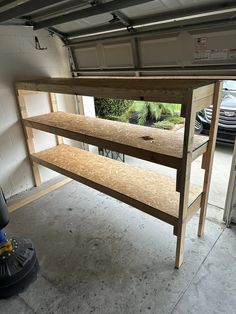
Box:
(15, 77, 217, 103)
(31, 144, 202, 226)
(24, 112, 209, 168)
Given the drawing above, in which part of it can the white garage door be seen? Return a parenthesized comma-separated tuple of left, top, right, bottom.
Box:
(70, 28, 236, 76)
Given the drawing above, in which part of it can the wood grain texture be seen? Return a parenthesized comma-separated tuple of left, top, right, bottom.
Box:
(31, 144, 202, 225)
(15, 77, 217, 89)
(15, 76, 221, 268)
(175, 90, 196, 268)
(8, 178, 72, 213)
(17, 90, 41, 186)
(24, 112, 209, 168)
(15, 77, 216, 103)
(48, 93, 63, 145)
(198, 81, 223, 237)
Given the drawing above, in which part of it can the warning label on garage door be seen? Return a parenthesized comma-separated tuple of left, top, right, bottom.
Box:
(195, 37, 208, 50)
(229, 49, 236, 59)
(194, 49, 231, 61)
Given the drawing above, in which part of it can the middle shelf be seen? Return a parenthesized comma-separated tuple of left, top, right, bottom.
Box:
(31, 144, 202, 226)
(24, 112, 208, 169)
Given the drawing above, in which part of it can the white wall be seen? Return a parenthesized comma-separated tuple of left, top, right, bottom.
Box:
(0, 26, 76, 198)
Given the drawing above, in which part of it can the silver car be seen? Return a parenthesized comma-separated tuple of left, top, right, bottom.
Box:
(196, 80, 236, 144)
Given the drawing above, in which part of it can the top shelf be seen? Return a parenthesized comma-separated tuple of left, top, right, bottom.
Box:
(15, 77, 217, 104)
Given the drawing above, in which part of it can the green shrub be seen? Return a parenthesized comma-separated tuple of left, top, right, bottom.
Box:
(95, 98, 132, 118)
(122, 101, 181, 125)
(165, 116, 185, 124)
(137, 102, 149, 125)
(169, 103, 182, 114)
(122, 101, 165, 125)
(102, 115, 126, 122)
(153, 120, 175, 130)
(149, 102, 162, 120)
(95, 98, 182, 126)
(160, 103, 175, 116)
(120, 101, 146, 125)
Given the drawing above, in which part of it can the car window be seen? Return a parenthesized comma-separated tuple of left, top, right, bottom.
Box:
(223, 80, 236, 91)
(222, 80, 236, 103)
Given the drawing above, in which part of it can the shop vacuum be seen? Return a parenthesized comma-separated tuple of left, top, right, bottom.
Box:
(0, 188, 39, 298)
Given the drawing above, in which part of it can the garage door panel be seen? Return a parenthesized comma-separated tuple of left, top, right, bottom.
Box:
(102, 42, 134, 68)
(140, 37, 179, 67)
(74, 47, 100, 69)
(72, 27, 236, 73)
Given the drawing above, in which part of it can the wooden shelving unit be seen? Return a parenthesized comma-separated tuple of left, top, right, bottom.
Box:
(15, 77, 222, 268)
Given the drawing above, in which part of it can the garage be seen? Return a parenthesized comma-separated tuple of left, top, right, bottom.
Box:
(0, 0, 236, 313)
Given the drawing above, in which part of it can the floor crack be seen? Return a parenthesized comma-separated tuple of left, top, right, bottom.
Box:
(18, 295, 37, 314)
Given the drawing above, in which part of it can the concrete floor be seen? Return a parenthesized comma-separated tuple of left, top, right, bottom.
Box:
(1, 144, 235, 314)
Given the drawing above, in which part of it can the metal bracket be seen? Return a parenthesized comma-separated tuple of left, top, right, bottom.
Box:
(35, 36, 47, 50)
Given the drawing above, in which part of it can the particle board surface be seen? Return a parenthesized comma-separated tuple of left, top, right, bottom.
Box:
(31, 144, 202, 224)
(24, 112, 208, 167)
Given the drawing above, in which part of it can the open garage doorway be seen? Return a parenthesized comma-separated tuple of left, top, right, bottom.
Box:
(92, 81, 236, 226)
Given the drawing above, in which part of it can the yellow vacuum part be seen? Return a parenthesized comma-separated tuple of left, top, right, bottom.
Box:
(0, 241, 13, 256)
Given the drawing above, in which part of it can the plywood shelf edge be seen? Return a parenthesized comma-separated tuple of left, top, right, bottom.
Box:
(31, 144, 202, 226)
(23, 112, 209, 169)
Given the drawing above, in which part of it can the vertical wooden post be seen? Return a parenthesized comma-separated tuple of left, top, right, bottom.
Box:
(48, 92, 63, 145)
(17, 90, 41, 187)
(198, 81, 223, 237)
(75, 95, 85, 115)
(75, 95, 89, 151)
(175, 91, 196, 268)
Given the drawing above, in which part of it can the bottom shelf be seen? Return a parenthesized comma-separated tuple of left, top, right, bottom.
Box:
(31, 144, 202, 226)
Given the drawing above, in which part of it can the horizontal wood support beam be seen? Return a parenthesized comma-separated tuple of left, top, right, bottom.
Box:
(15, 77, 217, 105)
(8, 178, 72, 213)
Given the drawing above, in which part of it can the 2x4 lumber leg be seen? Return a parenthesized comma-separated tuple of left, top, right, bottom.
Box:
(31, 162, 41, 187)
(198, 81, 223, 237)
(176, 92, 196, 267)
(175, 223, 187, 268)
(75, 95, 89, 152)
(48, 93, 63, 145)
(17, 90, 41, 187)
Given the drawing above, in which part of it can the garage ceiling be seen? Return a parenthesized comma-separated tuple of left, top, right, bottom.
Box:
(0, 0, 235, 44)
(0, 0, 235, 76)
